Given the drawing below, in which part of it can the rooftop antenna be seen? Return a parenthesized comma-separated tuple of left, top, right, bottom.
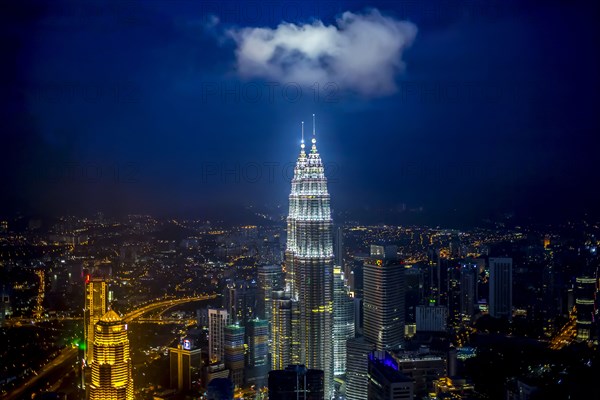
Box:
(312, 113, 316, 137)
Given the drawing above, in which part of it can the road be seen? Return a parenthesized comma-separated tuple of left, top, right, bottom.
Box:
(3, 347, 78, 400)
(549, 309, 577, 350)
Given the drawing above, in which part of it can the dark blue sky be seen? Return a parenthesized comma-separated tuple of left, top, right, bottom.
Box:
(2, 0, 599, 225)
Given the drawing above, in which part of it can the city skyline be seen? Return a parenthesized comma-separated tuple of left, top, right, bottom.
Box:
(2, 1, 600, 400)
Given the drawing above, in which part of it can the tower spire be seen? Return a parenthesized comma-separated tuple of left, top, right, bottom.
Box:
(311, 114, 317, 152)
(301, 121, 306, 153)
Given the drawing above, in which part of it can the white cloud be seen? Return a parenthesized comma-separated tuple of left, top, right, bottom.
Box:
(224, 9, 417, 97)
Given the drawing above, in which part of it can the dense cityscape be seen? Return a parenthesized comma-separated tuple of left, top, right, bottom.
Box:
(3, 0, 600, 399)
(2, 147, 600, 399)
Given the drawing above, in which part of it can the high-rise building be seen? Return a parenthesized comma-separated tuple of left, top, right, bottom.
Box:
(489, 258, 512, 320)
(170, 338, 203, 392)
(459, 263, 478, 322)
(257, 264, 284, 322)
(285, 117, 334, 396)
(346, 337, 376, 400)
(268, 365, 324, 400)
(224, 324, 245, 387)
(88, 310, 133, 400)
(575, 276, 598, 341)
(84, 275, 108, 364)
(209, 308, 230, 363)
(271, 290, 293, 370)
(245, 319, 269, 387)
(333, 267, 355, 376)
(364, 245, 405, 351)
(224, 280, 258, 325)
(367, 351, 414, 400)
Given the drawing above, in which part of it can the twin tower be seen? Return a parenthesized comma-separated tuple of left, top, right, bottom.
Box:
(283, 115, 335, 396)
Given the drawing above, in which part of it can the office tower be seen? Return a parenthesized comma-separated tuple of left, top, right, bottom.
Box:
(245, 319, 269, 387)
(285, 117, 334, 396)
(224, 280, 258, 325)
(209, 308, 230, 363)
(224, 325, 245, 387)
(170, 338, 203, 392)
(206, 378, 234, 400)
(333, 266, 355, 376)
(346, 337, 376, 400)
(84, 275, 108, 364)
(88, 311, 133, 400)
(368, 351, 414, 400)
(426, 248, 443, 306)
(415, 305, 447, 332)
(257, 264, 284, 321)
(489, 258, 513, 320)
(271, 290, 293, 370)
(459, 263, 478, 322)
(575, 276, 598, 341)
(268, 365, 324, 400)
(364, 245, 405, 351)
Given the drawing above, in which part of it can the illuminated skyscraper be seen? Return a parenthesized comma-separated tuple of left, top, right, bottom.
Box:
(285, 117, 334, 396)
(459, 263, 478, 323)
(271, 290, 293, 370)
(84, 276, 108, 364)
(224, 280, 258, 325)
(363, 245, 405, 351)
(245, 319, 269, 388)
(257, 264, 284, 322)
(224, 324, 246, 387)
(575, 275, 598, 341)
(333, 267, 354, 376)
(209, 308, 230, 363)
(170, 338, 203, 392)
(89, 310, 133, 400)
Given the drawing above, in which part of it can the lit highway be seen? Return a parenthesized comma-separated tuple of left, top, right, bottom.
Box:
(549, 309, 577, 350)
(123, 294, 217, 323)
(3, 346, 78, 400)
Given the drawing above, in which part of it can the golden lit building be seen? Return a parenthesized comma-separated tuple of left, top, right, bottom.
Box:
(89, 310, 133, 400)
(84, 276, 108, 363)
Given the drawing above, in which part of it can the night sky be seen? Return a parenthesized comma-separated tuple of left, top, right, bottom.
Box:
(2, 0, 599, 226)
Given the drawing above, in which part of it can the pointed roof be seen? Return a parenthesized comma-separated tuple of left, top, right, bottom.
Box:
(99, 310, 122, 323)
